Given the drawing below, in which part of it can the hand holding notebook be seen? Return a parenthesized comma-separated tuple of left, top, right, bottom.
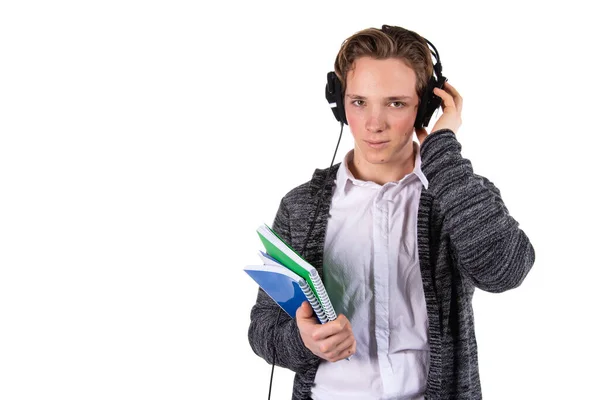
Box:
(295, 299, 356, 363)
(244, 223, 354, 360)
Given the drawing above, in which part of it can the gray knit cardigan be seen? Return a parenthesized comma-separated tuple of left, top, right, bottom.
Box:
(248, 129, 535, 400)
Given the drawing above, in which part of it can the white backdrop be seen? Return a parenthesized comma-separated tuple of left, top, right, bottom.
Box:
(1, 1, 598, 399)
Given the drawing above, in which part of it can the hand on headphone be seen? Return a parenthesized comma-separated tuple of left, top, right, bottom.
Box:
(415, 81, 463, 145)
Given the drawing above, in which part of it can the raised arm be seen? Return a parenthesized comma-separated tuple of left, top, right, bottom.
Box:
(420, 129, 535, 293)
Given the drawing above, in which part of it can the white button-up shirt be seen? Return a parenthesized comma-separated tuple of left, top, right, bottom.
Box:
(311, 141, 430, 400)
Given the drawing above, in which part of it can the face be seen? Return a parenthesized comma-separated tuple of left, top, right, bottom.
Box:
(344, 56, 419, 166)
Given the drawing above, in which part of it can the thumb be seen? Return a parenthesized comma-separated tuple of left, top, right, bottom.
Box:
(296, 301, 313, 320)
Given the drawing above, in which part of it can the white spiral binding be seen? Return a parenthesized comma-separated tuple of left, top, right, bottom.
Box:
(309, 270, 338, 321)
(299, 280, 328, 324)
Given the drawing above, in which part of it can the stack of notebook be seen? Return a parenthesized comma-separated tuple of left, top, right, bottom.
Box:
(244, 223, 337, 324)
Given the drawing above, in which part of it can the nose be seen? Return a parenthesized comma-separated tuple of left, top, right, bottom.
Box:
(365, 107, 386, 133)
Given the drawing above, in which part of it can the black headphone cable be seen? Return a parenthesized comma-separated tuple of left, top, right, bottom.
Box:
(267, 120, 344, 400)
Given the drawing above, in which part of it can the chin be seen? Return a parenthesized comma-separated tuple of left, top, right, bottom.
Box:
(361, 148, 392, 164)
(366, 156, 391, 164)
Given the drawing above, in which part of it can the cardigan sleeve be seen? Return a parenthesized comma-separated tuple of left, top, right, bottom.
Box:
(247, 198, 321, 373)
(420, 129, 536, 293)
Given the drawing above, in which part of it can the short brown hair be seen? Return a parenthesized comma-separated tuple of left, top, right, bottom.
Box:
(334, 25, 433, 101)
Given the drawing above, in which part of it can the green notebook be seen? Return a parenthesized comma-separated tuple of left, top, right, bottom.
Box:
(256, 223, 337, 322)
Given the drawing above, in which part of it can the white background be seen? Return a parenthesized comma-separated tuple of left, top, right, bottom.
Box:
(1, 1, 598, 399)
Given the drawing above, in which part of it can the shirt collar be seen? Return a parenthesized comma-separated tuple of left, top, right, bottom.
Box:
(337, 141, 429, 195)
(412, 141, 429, 190)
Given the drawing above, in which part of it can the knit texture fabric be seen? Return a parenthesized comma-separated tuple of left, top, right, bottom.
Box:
(248, 129, 535, 399)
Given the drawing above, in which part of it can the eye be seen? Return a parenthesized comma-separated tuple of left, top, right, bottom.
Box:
(390, 101, 406, 108)
(351, 99, 365, 107)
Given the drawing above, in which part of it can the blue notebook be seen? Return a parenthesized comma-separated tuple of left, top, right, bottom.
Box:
(245, 254, 328, 324)
(255, 224, 338, 322)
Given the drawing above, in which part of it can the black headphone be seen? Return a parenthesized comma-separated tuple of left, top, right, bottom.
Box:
(325, 25, 447, 129)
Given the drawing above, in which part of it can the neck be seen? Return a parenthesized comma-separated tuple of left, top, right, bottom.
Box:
(348, 141, 416, 185)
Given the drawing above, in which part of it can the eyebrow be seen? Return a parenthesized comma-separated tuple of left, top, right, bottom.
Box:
(346, 94, 413, 101)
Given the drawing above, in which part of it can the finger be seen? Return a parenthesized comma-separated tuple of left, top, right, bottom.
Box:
(340, 336, 357, 359)
(443, 80, 457, 92)
(443, 80, 460, 96)
(332, 335, 356, 360)
(312, 315, 349, 340)
(323, 335, 356, 362)
(443, 82, 463, 112)
(318, 330, 353, 357)
(296, 301, 313, 320)
(433, 87, 456, 110)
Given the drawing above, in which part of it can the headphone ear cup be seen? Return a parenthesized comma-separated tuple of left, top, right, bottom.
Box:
(325, 72, 347, 125)
(414, 78, 434, 129)
(414, 77, 446, 129)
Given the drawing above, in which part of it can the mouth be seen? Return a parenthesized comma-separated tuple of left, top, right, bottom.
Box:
(365, 140, 389, 149)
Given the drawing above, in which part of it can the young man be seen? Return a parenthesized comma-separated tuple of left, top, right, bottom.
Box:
(248, 25, 535, 400)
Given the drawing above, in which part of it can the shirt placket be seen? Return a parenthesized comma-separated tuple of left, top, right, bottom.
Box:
(373, 186, 392, 394)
